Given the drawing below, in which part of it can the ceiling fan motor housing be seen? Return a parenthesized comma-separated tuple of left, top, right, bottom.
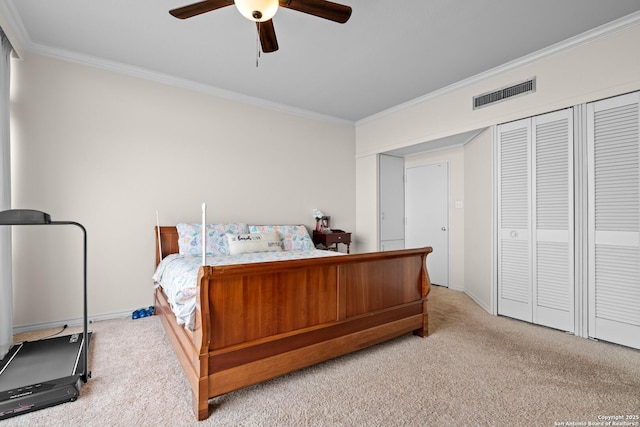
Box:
(235, 0, 279, 22)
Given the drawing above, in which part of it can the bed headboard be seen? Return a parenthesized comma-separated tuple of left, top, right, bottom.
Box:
(155, 226, 179, 266)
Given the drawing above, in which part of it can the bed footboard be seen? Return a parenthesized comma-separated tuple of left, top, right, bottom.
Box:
(154, 227, 431, 420)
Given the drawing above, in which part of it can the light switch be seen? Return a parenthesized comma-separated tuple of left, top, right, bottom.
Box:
(455, 201, 464, 209)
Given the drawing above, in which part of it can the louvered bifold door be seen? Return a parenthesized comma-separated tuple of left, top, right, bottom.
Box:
(498, 118, 532, 322)
(587, 91, 640, 349)
(532, 109, 574, 332)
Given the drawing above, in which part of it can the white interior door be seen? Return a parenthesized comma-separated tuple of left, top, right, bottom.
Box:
(587, 91, 640, 349)
(405, 163, 449, 287)
(497, 118, 532, 322)
(497, 111, 574, 329)
(532, 109, 574, 332)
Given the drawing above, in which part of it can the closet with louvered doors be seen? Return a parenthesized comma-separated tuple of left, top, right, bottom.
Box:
(587, 91, 640, 349)
(497, 109, 575, 333)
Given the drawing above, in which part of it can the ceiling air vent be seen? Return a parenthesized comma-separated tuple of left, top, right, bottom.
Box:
(473, 77, 536, 110)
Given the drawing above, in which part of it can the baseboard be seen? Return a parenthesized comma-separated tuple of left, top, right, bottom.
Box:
(463, 289, 492, 314)
(12, 310, 132, 335)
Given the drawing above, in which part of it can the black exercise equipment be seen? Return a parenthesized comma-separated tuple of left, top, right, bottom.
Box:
(0, 209, 91, 420)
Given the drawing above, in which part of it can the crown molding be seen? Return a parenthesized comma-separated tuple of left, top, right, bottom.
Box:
(356, 10, 640, 127)
(31, 41, 355, 126)
(29, 41, 354, 126)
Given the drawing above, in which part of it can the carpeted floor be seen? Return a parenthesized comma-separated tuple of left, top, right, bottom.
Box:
(4, 286, 640, 426)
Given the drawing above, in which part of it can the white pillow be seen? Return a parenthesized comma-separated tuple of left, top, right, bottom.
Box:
(227, 232, 283, 255)
(247, 225, 314, 250)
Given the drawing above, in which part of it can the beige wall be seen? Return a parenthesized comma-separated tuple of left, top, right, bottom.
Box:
(10, 53, 356, 328)
(354, 154, 378, 251)
(355, 22, 640, 312)
(463, 129, 494, 311)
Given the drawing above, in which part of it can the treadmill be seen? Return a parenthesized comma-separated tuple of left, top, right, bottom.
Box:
(0, 209, 91, 420)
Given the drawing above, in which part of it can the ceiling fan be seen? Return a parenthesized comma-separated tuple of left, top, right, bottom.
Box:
(169, 0, 352, 53)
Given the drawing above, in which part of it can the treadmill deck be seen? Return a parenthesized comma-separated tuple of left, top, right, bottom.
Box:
(0, 332, 91, 419)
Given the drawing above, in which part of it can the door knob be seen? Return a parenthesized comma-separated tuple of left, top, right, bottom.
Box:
(441, 227, 447, 231)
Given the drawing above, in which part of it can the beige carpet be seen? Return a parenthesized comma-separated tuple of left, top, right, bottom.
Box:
(5, 286, 639, 426)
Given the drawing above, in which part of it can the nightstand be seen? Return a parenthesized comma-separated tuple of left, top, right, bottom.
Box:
(313, 230, 352, 254)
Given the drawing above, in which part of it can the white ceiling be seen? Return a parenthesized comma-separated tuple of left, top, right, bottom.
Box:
(1, 0, 640, 123)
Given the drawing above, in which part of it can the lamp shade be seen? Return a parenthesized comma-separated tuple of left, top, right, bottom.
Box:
(235, 0, 279, 22)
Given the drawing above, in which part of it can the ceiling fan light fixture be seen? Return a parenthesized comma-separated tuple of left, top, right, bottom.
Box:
(235, 0, 279, 22)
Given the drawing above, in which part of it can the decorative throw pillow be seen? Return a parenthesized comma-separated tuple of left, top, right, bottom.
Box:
(227, 232, 283, 255)
(177, 223, 249, 256)
(248, 225, 314, 251)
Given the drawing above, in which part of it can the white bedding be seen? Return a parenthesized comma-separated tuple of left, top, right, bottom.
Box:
(153, 249, 344, 330)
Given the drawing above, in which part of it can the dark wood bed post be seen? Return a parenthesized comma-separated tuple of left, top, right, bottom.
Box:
(413, 250, 432, 338)
(194, 267, 212, 420)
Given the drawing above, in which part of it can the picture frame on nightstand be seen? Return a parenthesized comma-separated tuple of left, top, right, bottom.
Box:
(321, 216, 330, 230)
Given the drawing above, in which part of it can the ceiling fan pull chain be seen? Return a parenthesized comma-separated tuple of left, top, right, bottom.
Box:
(255, 23, 261, 68)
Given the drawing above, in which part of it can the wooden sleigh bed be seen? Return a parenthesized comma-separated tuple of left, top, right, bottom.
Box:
(154, 226, 432, 420)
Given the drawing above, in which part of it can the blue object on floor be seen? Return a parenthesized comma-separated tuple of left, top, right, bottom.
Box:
(131, 306, 154, 319)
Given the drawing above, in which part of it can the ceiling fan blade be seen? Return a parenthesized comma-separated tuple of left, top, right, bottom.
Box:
(257, 20, 279, 53)
(279, 0, 352, 23)
(169, 0, 233, 19)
